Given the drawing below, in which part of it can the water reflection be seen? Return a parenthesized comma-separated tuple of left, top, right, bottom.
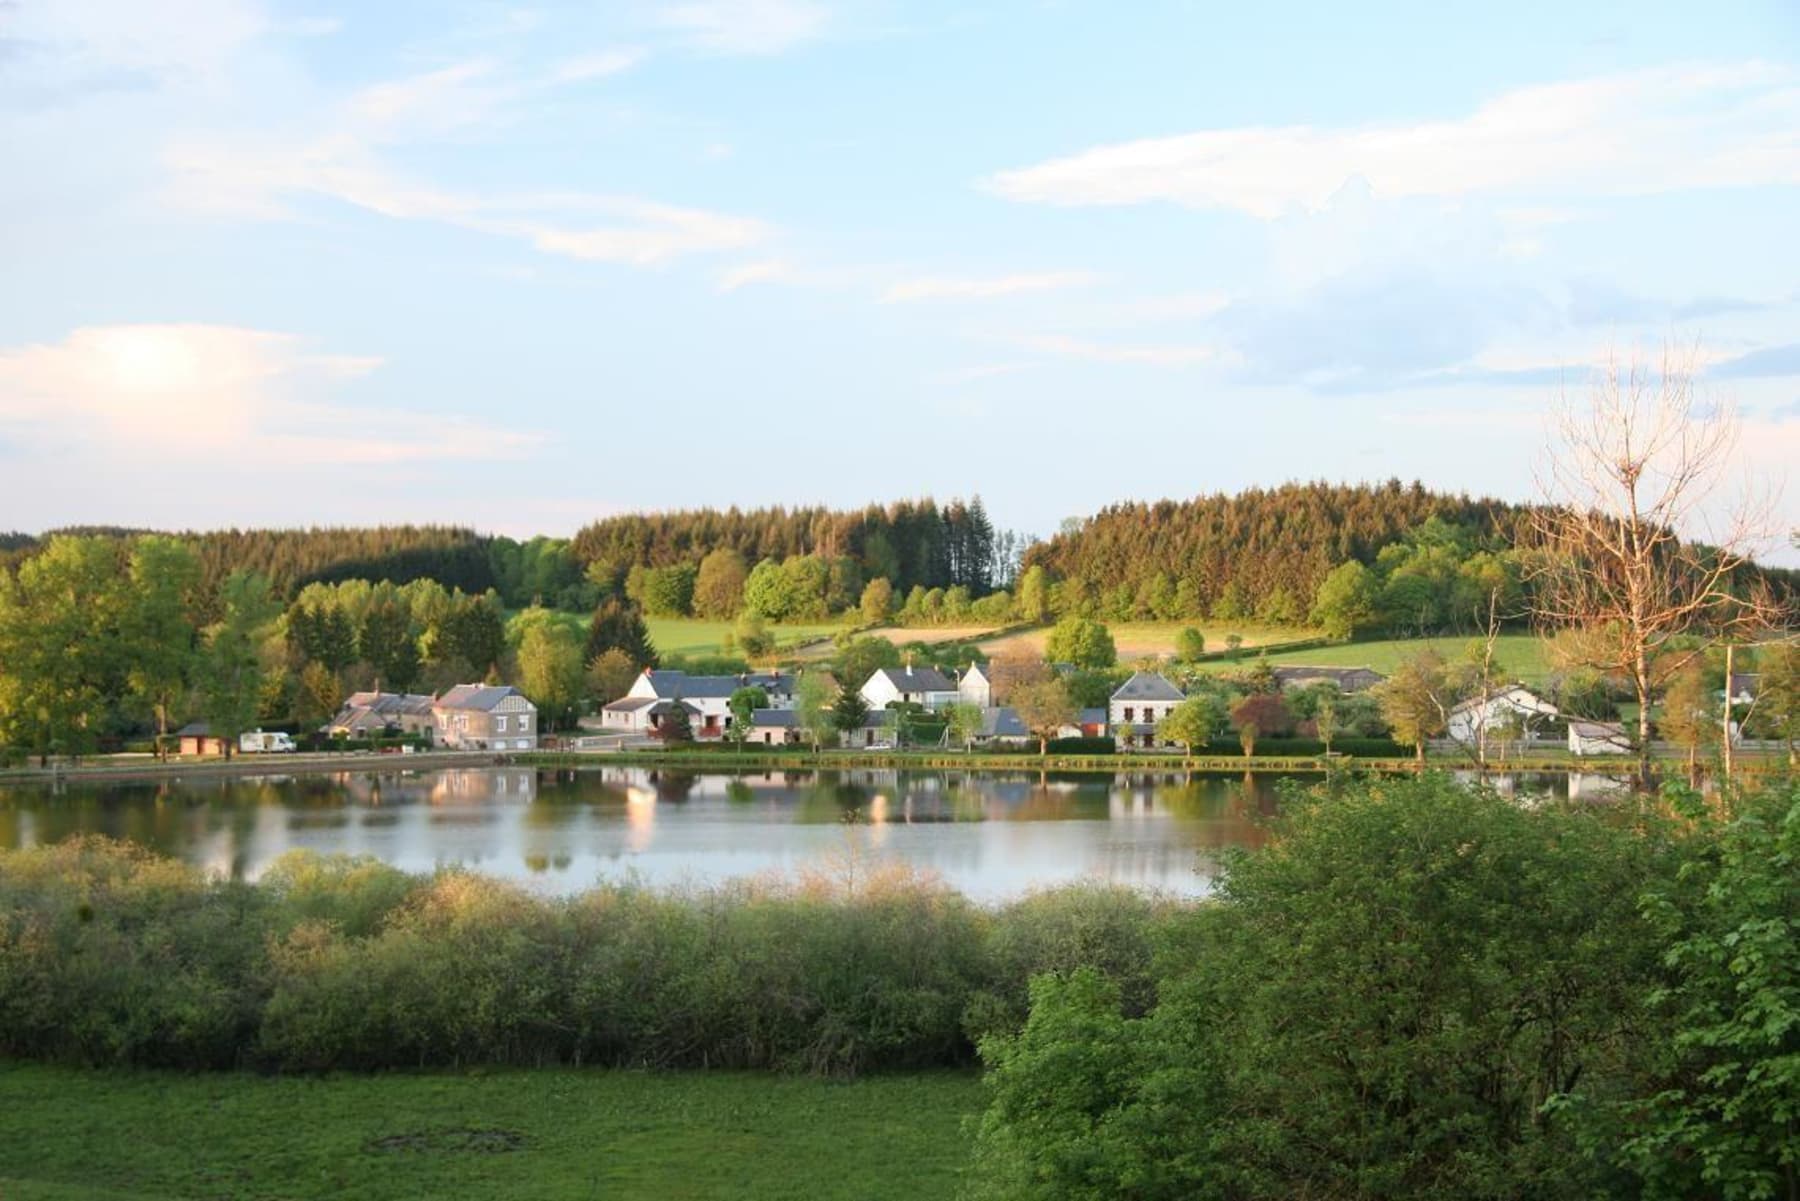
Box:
(0, 766, 1603, 901)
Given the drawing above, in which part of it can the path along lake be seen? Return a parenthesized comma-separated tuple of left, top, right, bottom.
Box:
(0, 766, 1635, 900)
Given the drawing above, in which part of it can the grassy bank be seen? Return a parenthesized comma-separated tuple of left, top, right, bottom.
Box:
(0, 1063, 981, 1201)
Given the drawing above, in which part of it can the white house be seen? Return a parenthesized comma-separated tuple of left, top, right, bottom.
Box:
(860, 664, 959, 712)
(1109, 672, 1185, 749)
(1446, 686, 1560, 747)
(434, 684, 538, 751)
(1568, 720, 1632, 757)
(601, 669, 803, 738)
(957, 662, 997, 708)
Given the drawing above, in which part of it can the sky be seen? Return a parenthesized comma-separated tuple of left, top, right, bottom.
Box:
(2, 0, 1797, 562)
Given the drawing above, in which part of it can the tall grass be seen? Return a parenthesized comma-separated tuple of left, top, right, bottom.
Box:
(0, 838, 1182, 1076)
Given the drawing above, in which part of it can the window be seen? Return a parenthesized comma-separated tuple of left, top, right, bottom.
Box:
(496, 716, 508, 733)
(1124, 707, 1135, 723)
(518, 715, 529, 732)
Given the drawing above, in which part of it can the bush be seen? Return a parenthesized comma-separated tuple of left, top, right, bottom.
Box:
(968, 774, 1702, 1201)
(0, 841, 1176, 1077)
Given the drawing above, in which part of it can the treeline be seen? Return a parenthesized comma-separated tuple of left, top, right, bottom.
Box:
(0, 536, 663, 760)
(573, 497, 1021, 598)
(1022, 480, 1529, 626)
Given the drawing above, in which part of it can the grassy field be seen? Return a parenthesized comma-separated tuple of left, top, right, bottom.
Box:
(646, 617, 846, 658)
(1193, 633, 1554, 682)
(0, 1064, 982, 1201)
(980, 621, 1311, 661)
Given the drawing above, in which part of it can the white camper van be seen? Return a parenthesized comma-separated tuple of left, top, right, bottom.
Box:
(239, 730, 297, 754)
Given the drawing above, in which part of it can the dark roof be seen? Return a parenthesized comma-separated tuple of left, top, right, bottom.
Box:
(750, 708, 799, 728)
(343, 690, 435, 715)
(1270, 666, 1386, 691)
(1111, 671, 1184, 702)
(646, 699, 704, 716)
(1078, 707, 1107, 725)
(174, 721, 214, 737)
(636, 670, 797, 700)
(1728, 672, 1761, 697)
(436, 684, 532, 712)
(979, 707, 1029, 738)
(602, 697, 657, 713)
(868, 665, 956, 693)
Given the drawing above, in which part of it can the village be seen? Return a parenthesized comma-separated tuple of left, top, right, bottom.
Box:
(270, 654, 1756, 762)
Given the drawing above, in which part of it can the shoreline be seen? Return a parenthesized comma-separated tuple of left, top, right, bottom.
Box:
(3, 745, 1787, 784)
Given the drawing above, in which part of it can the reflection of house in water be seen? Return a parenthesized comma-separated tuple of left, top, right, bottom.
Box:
(428, 770, 538, 805)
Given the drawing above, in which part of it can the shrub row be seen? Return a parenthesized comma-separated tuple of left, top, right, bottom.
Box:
(0, 841, 1179, 1076)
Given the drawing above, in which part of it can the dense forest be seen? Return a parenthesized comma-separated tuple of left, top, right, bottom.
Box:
(1022, 480, 1530, 622)
(571, 497, 1017, 597)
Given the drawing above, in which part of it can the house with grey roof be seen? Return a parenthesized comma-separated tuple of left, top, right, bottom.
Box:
(747, 707, 895, 747)
(1109, 671, 1185, 748)
(601, 668, 810, 738)
(322, 690, 436, 740)
(1270, 666, 1386, 693)
(434, 684, 538, 750)
(861, 663, 959, 711)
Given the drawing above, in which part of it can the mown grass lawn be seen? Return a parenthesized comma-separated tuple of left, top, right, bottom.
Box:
(979, 621, 1307, 660)
(645, 618, 846, 658)
(0, 1064, 983, 1201)
(1194, 633, 1554, 682)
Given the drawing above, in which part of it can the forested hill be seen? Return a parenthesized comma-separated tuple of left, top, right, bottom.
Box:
(0, 527, 496, 602)
(1022, 481, 1530, 622)
(571, 498, 1019, 596)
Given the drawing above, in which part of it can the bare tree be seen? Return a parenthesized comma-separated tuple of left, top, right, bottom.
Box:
(1530, 345, 1777, 783)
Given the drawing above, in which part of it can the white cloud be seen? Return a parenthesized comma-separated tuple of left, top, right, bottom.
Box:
(660, 0, 830, 54)
(716, 259, 799, 291)
(3, 0, 272, 88)
(1010, 333, 1220, 367)
(550, 47, 647, 83)
(882, 272, 1096, 303)
(985, 63, 1800, 217)
(0, 324, 536, 462)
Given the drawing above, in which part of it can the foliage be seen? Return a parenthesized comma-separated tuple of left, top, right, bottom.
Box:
(830, 687, 870, 738)
(1157, 696, 1225, 758)
(0, 838, 1181, 1077)
(1658, 663, 1718, 770)
(1602, 785, 1800, 1201)
(860, 576, 895, 623)
(585, 647, 639, 703)
(585, 600, 658, 670)
(1044, 617, 1117, 669)
(1025, 481, 1530, 626)
(1310, 559, 1383, 640)
(1012, 679, 1077, 753)
(728, 686, 769, 744)
(516, 618, 585, 730)
(1173, 627, 1206, 663)
(692, 547, 748, 619)
(832, 634, 902, 692)
(572, 496, 1009, 599)
(0, 536, 129, 760)
(943, 702, 986, 749)
(794, 673, 836, 751)
(197, 571, 282, 754)
(1376, 649, 1453, 760)
(969, 774, 1685, 1201)
(732, 612, 776, 661)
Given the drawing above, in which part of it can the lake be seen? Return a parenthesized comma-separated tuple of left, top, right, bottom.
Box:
(0, 765, 1633, 900)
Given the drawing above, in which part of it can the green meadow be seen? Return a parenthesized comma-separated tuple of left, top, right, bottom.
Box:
(0, 1064, 982, 1201)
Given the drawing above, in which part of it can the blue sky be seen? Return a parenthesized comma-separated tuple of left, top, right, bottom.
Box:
(2, 0, 1796, 561)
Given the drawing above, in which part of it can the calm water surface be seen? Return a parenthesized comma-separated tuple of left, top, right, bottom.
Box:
(0, 766, 1630, 900)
